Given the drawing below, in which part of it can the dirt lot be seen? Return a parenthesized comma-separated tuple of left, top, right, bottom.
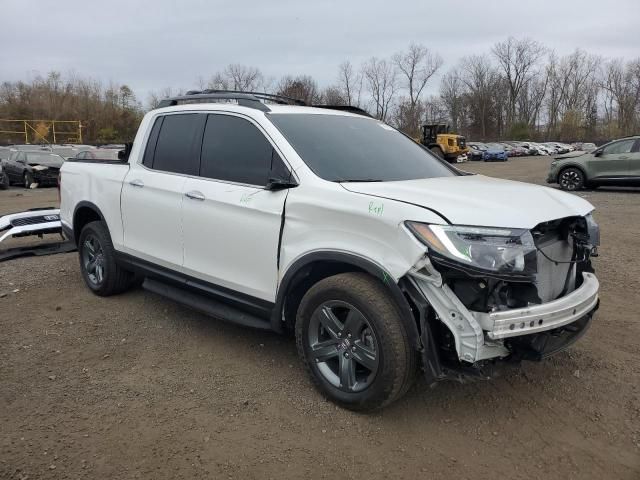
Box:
(1, 157, 639, 479)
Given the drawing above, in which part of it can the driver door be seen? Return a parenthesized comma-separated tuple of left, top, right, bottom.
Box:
(587, 138, 635, 179)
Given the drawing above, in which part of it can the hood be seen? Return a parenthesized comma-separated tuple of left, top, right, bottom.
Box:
(554, 151, 587, 160)
(341, 174, 594, 229)
(28, 157, 63, 168)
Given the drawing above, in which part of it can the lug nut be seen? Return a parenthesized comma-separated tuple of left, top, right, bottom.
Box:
(344, 353, 350, 358)
(337, 332, 342, 337)
(351, 346, 356, 352)
(347, 333, 352, 339)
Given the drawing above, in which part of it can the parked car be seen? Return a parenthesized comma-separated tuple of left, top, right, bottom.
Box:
(60, 91, 600, 411)
(0, 163, 8, 189)
(4, 150, 65, 188)
(467, 143, 486, 161)
(500, 143, 515, 157)
(484, 143, 508, 161)
(581, 142, 597, 153)
(547, 136, 640, 190)
(532, 143, 552, 155)
(74, 148, 122, 161)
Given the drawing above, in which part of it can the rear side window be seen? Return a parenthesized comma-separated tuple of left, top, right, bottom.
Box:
(151, 114, 204, 175)
(200, 114, 273, 185)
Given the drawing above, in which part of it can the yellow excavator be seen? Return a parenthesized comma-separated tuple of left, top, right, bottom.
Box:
(420, 124, 468, 163)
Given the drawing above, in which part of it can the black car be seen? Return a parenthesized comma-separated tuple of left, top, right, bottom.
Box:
(3, 150, 65, 188)
(467, 143, 486, 161)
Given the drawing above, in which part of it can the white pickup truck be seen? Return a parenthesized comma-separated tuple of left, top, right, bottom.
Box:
(60, 91, 600, 410)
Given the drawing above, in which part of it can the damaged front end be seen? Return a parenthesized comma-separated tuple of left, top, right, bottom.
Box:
(28, 164, 61, 187)
(401, 215, 600, 383)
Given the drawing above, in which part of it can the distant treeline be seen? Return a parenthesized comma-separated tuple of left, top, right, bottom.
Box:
(1, 36, 639, 144)
(0, 72, 142, 144)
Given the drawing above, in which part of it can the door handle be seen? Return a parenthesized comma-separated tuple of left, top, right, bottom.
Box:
(185, 190, 205, 201)
(129, 179, 144, 187)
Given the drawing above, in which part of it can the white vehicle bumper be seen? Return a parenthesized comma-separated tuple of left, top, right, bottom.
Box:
(409, 264, 599, 363)
(0, 209, 62, 244)
(471, 272, 599, 340)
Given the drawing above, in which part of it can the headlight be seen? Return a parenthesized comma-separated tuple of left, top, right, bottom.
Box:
(406, 222, 537, 275)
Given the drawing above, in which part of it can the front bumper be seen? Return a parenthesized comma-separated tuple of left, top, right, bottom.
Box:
(471, 272, 599, 340)
(0, 209, 62, 244)
(408, 264, 599, 363)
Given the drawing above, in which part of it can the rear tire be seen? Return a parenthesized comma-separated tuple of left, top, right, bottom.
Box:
(295, 272, 417, 411)
(78, 221, 137, 296)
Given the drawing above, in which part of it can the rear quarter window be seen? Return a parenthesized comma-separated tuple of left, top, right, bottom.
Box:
(149, 114, 205, 175)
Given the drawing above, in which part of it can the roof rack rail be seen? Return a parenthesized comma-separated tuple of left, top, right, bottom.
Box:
(155, 90, 372, 118)
(311, 105, 372, 117)
(156, 90, 307, 111)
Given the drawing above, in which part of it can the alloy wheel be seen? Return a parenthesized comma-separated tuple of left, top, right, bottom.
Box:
(82, 234, 106, 285)
(308, 300, 379, 392)
(559, 169, 582, 190)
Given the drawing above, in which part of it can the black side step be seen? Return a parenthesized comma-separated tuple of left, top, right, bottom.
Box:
(143, 278, 272, 330)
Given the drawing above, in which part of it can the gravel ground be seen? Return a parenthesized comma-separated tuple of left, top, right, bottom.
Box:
(1, 156, 639, 479)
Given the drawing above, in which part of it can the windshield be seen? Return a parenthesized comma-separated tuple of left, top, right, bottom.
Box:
(26, 152, 64, 164)
(268, 113, 456, 182)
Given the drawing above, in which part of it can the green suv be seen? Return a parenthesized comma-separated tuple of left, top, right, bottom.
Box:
(547, 136, 640, 190)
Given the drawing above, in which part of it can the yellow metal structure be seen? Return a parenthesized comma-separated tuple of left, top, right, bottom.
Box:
(420, 124, 468, 162)
(0, 119, 83, 144)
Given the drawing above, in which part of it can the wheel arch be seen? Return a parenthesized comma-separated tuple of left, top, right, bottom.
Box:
(272, 251, 421, 350)
(557, 163, 588, 183)
(72, 201, 106, 245)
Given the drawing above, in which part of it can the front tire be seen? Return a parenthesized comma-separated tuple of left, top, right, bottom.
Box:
(430, 146, 444, 159)
(295, 273, 416, 411)
(558, 167, 585, 191)
(23, 171, 35, 189)
(78, 221, 137, 296)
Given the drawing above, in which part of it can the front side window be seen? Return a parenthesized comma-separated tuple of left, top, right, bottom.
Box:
(200, 114, 274, 185)
(602, 139, 635, 155)
(151, 114, 204, 175)
(268, 113, 456, 182)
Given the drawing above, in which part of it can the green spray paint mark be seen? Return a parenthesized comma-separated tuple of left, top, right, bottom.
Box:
(382, 271, 390, 284)
(368, 201, 384, 216)
(240, 193, 252, 204)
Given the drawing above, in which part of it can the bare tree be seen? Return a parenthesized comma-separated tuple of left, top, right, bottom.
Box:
(225, 64, 263, 91)
(492, 37, 546, 126)
(439, 71, 465, 132)
(206, 64, 263, 92)
(601, 58, 640, 136)
(320, 85, 346, 105)
(393, 43, 443, 108)
(362, 57, 398, 121)
(459, 55, 500, 139)
(276, 75, 320, 104)
(337, 61, 363, 106)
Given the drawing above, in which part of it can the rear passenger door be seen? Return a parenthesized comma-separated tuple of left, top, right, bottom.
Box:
(181, 113, 291, 302)
(121, 113, 206, 270)
(628, 139, 640, 179)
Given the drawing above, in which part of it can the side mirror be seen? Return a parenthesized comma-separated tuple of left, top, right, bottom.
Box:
(266, 176, 298, 191)
(593, 150, 602, 157)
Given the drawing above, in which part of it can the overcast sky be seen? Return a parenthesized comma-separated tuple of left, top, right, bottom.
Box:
(1, 0, 639, 104)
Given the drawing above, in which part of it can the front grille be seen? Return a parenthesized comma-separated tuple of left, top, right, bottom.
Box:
(10, 215, 59, 227)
